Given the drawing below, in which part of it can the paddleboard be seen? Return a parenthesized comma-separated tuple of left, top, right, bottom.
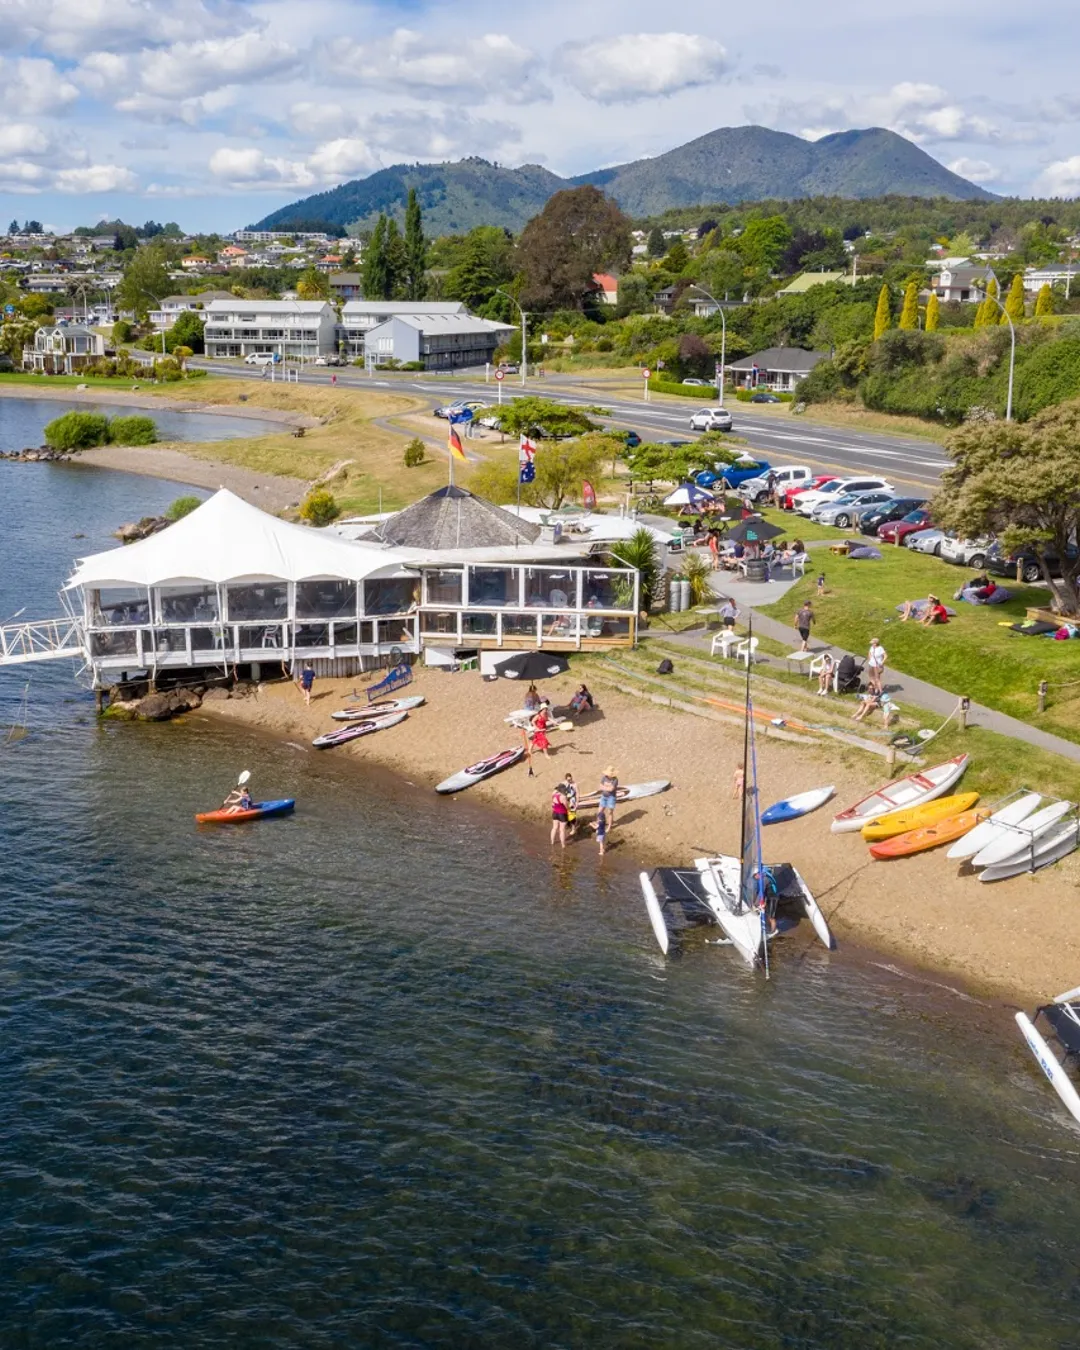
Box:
(869, 808, 989, 859)
(860, 792, 980, 842)
(979, 819, 1080, 882)
(575, 780, 672, 811)
(640, 872, 670, 955)
(971, 800, 1073, 868)
(1016, 1011, 1080, 1127)
(436, 745, 525, 794)
(761, 785, 835, 826)
(789, 865, 834, 949)
(331, 696, 425, 720)
(831, 755, 968, 833)
(946, 792, 1042, 860)
(195, 798, 295, 824)
(312, 710, 407, 748)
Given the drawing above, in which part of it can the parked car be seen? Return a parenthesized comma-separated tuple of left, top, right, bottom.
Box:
(498, 362, 519, 374)
(749, 391, 781, 403)
(781, 474, 836, 510)
(878, 509, 935, 546)
(434, 399, 485, 419)
(689, 407, 733, 433)
(682, 377, 713, 387)
(812, 490, 897, 529)
(244, 352, 277, 366)
(940, 536, 995, 569)
(908, 529, 950, 557)
(792, 476, 894, 516)
(986, 542, 1079, 584)
(858, 497, 927, 535)
(699, 456, 770, 490)
(738, 464, 813, 505)
(618, 430, 642, 449)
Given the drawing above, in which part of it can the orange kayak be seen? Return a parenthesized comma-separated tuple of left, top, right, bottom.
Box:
(195, 798, 295, 825)
(869, 808, 990, 860)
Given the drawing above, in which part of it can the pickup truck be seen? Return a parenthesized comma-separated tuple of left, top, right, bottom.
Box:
(737, 464, 812, 504)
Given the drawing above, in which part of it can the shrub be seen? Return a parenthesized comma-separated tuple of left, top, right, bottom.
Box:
(165, 495, 201, 521)
(646, 377, 716, 399)
(299, 487, 341, 527)
(608, 526, 659, 610)
(401, 360, 425, 371)
(109, 415, 157, 445)
(112, 319, 133, 345)
(595, 337, 614, 352)
(681, 551, 713, 607)
(43, 410, 110, 451)
(403, 437, 426, 468)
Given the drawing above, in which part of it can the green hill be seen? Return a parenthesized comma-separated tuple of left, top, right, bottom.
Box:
(250, 125, 993, 236)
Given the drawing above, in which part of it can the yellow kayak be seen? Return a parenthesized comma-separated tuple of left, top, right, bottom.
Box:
(861, 792, 981, 842)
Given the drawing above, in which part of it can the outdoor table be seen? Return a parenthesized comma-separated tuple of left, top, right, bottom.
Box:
(785, 650, 815, 674)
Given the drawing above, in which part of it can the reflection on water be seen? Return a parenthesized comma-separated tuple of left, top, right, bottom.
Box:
(0, 394, 282, 450)
(2, 462, 1080, 1348)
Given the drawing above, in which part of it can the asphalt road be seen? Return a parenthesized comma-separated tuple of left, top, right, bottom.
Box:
(187, 360, 949, 492)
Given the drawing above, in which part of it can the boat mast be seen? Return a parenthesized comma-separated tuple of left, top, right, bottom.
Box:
(739, 623, 770, 977)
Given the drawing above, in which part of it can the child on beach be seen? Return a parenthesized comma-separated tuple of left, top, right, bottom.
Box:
(298, 661, 315, 706)
(731, 764, 745, 799)
(593, 808, 608, 857)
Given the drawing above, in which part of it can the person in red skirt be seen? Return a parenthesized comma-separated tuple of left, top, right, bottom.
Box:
(529, 703, 552, 759)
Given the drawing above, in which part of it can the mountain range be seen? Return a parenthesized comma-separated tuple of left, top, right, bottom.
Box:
(251, 125, 993, 238)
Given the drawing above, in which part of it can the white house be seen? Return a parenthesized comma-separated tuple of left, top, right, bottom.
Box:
(362, 313, 513, 370)
(1023, 263, 1080, 296)
(23, 324, 106, 374)
(202, 299, 338, 359)
(148, 291, 234, 332)
(727, 347, 828, 392)
(929, 265, 996, 304)
(340, 300, 467, 357)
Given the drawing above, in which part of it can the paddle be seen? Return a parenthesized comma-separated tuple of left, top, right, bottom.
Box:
(238, 769, 251, 786)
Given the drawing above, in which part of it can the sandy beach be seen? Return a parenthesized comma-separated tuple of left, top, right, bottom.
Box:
(200, 663, 1080, 1003)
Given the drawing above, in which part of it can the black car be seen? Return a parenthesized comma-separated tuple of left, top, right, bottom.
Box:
(859, 497, 928, 535)
(986, 542, 1078, 584)
(749, 392, 780, 404)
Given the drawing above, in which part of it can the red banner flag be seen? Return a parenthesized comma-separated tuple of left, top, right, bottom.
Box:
(582, 479, 596, 509)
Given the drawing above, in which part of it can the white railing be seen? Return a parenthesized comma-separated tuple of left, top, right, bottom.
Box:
(0, 617, 85, 665)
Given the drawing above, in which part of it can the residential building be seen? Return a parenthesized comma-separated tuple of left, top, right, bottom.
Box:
(233, 230, 333, 244)
(727, 347, 828, 392)
(219, 245, 247, 260)
(23, 324, 106, 374)
(181, 256, 212, 271)
(592, 272, 619, 305)
(202, 299, 338, 359)
(147, 291, 234, 331)
(361, 313, 513, 370)
(329, 272, 363, 301)
(929, 265, 996, 304)
(20, 273, 72, 294)
(340, 300, 467, 357)
(776, 271, 856, 296)
(1023, 263, 1080, 295)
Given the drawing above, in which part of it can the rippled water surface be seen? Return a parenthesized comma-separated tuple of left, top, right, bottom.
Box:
(3, 461, 1080, 1348)
(0, 394, 282, 450)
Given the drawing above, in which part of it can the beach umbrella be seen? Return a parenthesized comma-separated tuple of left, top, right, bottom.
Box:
(724, 517, 785, 544)
(664, 483, 715, 508)
(496, 651, 571, 681)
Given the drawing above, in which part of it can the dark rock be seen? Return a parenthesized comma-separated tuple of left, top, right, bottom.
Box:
(202, 687, 231, 702)
(114, 516, 168, 543)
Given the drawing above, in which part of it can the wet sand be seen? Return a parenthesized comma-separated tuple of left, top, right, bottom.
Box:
(201, 665, 1080, 1003)
(73, 445, 306, 512)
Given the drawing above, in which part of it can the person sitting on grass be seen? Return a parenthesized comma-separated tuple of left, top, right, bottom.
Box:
(851, 690, 882, 723)
(900, 594, 950, 625)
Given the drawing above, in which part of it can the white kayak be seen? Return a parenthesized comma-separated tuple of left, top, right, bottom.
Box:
(1015, 1010, 1080, 1127)
(830, 755, 968, 834)
(435, 745, 525, 794)
(761, 785, 835, 826)
(979, 819, 1080, 882)
(332, 695, 426, 721)
(639, 872, 671, 955)
(971, 800, 1074, 869)
(946, 792, 1042, 860)
(576, 780, 672, 811)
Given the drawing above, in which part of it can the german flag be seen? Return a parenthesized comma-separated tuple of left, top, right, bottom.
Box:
(448, 425, 467, 461)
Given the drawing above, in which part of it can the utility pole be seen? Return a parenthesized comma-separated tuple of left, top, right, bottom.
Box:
(974, 284, 1016, 421)
(495, 287, 527, 386)
(691, 285, 726, 402)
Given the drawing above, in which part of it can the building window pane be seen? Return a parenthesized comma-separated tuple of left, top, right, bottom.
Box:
(226, 583, 288, 621)
(378, 618, 414, 644)
(583, 571, 634, 611)
(295, 579, 356, 619)
(364, 578, 418, 615)
(90, 587, 150, 627)
(424, 569, 462, 605)
(501, 613, 539, 638)
(463, 613, 497, 635)
(295, 623, 331, 648)
(523, 568, 573, 608)
(468, 567, 517, 607)
(421, 611, 459, 636)
(334, 622, 358, 646)
(238, 624, 284, 649)
(157, 584, 219, 624)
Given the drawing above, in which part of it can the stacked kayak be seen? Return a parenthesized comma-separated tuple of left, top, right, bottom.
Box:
(313, 710, 407, 748)
(860, 792, 980, 842)
(331, 696, 425, 721)
(970, 801, 1075, 871)
(196, 798, 295, 824)
(980, 819, 1080, 882)
(869, 808, 989, 859)
(831, 756, 968, 834)
(946, 793, 1043, 861)
(437, 746, 525, 794)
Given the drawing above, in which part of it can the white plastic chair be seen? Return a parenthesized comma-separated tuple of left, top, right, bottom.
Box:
(710, 630, 739, 659)
(735, 636, 759, 666)
(791, 552, 809, 577)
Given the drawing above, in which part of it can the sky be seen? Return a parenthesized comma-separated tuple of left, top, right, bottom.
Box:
(2, 0, 1080, 234)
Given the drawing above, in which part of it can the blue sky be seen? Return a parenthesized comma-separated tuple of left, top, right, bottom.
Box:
(2, 0, 1079, 233)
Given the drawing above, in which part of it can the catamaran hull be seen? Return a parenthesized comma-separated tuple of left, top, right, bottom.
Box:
(640, 872, 671, 955)
(1016, 1011, 1080, 1127)
(695, 856, 763, 967)
(789, 865, 834, 950)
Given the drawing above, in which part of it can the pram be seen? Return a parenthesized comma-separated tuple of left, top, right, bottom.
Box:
(835, 654, 864, 694)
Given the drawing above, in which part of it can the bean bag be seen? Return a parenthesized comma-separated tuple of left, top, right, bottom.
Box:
(957, 585, 1011, 605)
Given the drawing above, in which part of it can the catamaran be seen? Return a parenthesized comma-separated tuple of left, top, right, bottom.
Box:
(639, 636, 833, 971)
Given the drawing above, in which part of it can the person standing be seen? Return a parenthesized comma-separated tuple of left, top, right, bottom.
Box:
(708, 531, 721, 571)
(599, 766, 619, 829)
(551, 782, 569, 848)
(794, 600, 815, 652)
(530, 705, 552, 759)
(866, 638, 887, 695)
(563, 771, 578, 838)
(593, 807, 608, 857)
(298, 660, 315, 706)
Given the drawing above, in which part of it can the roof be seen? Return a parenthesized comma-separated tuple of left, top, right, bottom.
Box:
(366, 314, 514, 338)
(727, 347, 828, 373)
(370, 486, 542, 550)
(330, 272, 363, 285)
(203, 299, 333, 314)
(66, 489, 413, 590)
(342, 300, 466, 316)
(776, 271, 854, 295)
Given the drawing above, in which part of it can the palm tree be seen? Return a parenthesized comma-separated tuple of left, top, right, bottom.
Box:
(610, 527, 660, 612)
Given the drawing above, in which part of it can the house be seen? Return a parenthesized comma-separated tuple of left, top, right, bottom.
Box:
(23, 324, 106, 374)
(340, 300, 472, 358)
(219, 245, 247, 260)
(329, 272, 363, 301)
(591, 273, 619, 305)
(202, 299, 338, 359)
(147, 291, 233, 332)
(181, 256, 212, 271)
(654, 285, 679, 314)
(929, 265, 996, 304)
(361, 313, 513, 370)
(727, 347, 828, 392)
(776, 271, 856, 296)
(1023, 263, 1080, 296)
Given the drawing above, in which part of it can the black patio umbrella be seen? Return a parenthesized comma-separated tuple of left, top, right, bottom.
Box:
(497, 651, 571, 681)
(724, 517, 785, 545)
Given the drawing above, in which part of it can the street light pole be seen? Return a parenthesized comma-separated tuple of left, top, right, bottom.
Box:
(974, 285, 1015, 422)
(692, 285, 726, 402)
(495, 287, 527, 386)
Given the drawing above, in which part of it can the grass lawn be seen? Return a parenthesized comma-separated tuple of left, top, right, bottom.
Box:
(759, 543, 1080, 743)
(0, 371, 190, 390)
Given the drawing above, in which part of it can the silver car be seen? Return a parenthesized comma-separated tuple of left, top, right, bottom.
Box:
(909, 529, 950, 557)
(812, 490, 896, 529)
(689, 406, 733, 432)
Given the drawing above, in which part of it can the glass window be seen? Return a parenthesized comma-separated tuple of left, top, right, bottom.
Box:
(421, 611, 459, 636)
(295, 623, 331, 648)
(333, 622, 358, 646)
(424, 569, 463, 605)
(501, 613, 539, 639)
(468, 567, 517, 608)
(295, 580, 356, 620)
(359, 622, 374, 645)
(90, 587, 150, 627)
(523, 568, 575, 609)
(364, 578, 418, 615)
(582, 571, 635, 612)
(191, 627, 226, 654)
(238, 624, 284, 650)
(226, 582, 288, 622)
(378, 618, 414, 644)
(463, 613, 496, 635)
(153, 629, 188, 654)
(157, 584, 219, 624)
(90, 630, 138, 657)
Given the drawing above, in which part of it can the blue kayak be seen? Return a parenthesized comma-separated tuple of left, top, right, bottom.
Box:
(196, 798, 295, 824)
(761, 785, 834, 825)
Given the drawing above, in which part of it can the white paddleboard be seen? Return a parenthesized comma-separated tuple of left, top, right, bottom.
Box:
(946, 792, 1042, 860)
(333, 695, 425, 720)
(435, 745, 525, 794)
(971, 801, 1073, 868)
(761, 785, 834, 825)
(640, 872, 670, 955)
(576, 780, 672, 811)
(979, 819, 1080, 882)
(1016, 1011, 1080, 1127)
(791, 865, 834, 950)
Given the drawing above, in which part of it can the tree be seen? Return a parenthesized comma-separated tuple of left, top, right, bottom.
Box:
(470, 431, 615, 509)
(297, 265, 331, 300)
(7, 219, 17, 235)
(444, 226, 513, 310)
(404, 188, 427, 300)
(16, 294, 53, 319)
(898, 280, 919, 330)
(0, 315, 38, 362)
(403, 437, 426, 467)
(873, 284, 892, 340)
(700, 249, 745, 300)
(115, 247, 171, 319)
(165, 496, 201, 521)
(937, 400, 1080, 615)
(609, 526, 660, 611)
(737, 215, 793, 275)
(1003, 272, 1026, 324)
(973, 276, 999, 329)
(662, 239, 690, 273)
(516, 186, 631, 310)
(647, 226, 666, 258)
(946, 230, 978, 258)
(1035, 282, 1054, 317)
(168, 310, 205, 353)
(384, 218, 408, 299)
(299, 488, 341, 527)
(925, 292, 941, 332)
(362, 215, 389, 300)
(473, 396, 606, 443)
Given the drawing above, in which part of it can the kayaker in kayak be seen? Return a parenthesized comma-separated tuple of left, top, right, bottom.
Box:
(222, 784, 253, 813)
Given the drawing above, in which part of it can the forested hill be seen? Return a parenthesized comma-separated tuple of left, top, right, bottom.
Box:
(250, 126, 991, 236)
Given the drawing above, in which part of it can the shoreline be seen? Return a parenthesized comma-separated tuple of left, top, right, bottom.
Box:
(196, 664, 1079, 1005)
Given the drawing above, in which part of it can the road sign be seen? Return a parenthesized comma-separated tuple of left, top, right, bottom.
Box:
(641, 368, 651, 379)
(3, 304, 13, 315)
(495, 369, 505, 381)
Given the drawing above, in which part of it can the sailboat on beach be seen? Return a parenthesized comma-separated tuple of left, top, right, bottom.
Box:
(639, 631, 833, 970)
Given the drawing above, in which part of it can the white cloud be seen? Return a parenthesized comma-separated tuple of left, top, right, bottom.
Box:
(1034, 156, 1080, 197)
(559, 32, 731, 104)
(290, 101, 356, 139)
(287, 103, 522, 161)
(54, 164, 138, 192)
(306, 137, 380, 180)
(0, 0, 249, 59)
(0, 124, 54, 158)
(752, 82, 1010, 146)
(0, 56, 79, 115)
(0, 160, 49, 192)
(947, 157, 1001, 185)
(209, 145, 316, 190)
(322, 29, 550, 104)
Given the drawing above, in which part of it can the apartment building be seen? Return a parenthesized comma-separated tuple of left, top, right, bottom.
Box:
(202, 299, 338, 359)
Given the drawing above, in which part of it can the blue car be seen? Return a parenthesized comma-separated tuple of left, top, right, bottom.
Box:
(696, 458, 770, 490)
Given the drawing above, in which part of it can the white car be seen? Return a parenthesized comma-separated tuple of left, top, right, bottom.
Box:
(811, 490, 896, 528)
(244, 352, 276, 366)
(689, 406, 733, 432)
(940, 535, 994, 568)
(909, 528, 950, 557)
(793, 475, 894, 516)
(738, 464, 813, 504)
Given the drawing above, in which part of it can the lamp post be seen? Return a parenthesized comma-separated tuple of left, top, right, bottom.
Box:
(495, 287, 527, 386)
(691, 285, 726, 401)
(973, 284, 1015, 422)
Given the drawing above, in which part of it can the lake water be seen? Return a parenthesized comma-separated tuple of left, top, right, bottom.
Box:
(0, 395, 282, 451)
(3, 460, 1080, 1348)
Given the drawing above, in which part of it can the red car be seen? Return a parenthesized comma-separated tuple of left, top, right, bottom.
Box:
(783, 474, 836, 510)
(878, 509, 934, 545)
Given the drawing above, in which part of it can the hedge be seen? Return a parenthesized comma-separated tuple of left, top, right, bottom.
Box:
(646, 377, 717, 398)
(109, 415, 157, 445)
